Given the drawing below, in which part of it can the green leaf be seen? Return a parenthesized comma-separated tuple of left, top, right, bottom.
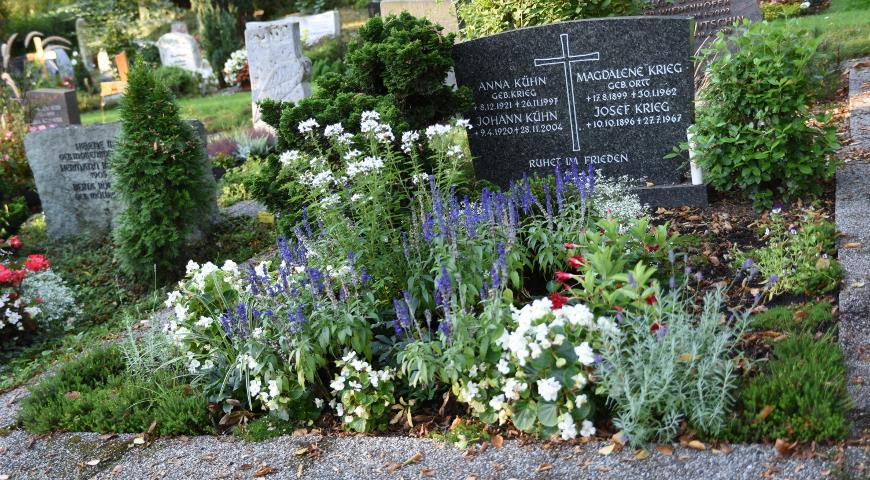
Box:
(537, 402, 558, 427)
(512, 400, 537, 432)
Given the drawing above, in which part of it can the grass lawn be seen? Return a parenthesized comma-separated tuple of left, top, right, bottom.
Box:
(767, 0, 870, 60)
(81, 91, 252, 134)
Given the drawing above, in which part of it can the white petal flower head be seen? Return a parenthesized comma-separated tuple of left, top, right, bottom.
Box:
(572, 372, 588, 389)
(324, 123, 344, 138)
(558, 414, 577, 440)
(574, 342, 595, 366)
(580, 419, 596, 437)
(596, 317, 620, 337)
(174, 304, 190, 321)
(557, 303, 594, 327)
(249, 378, 262, 398)
(330, 376, 346, 392)
(536, 377, 561, 402)
(455, 118, 472, 129)
(165, 290, 182, 307)
(279, 150, 302, 167)
(298, 118, 320, 134)
(314, 398, 324, 409)
(411, 173, 429, 185)
(268, 380, 280, 398)
(185, 260, 200, 275)
(496, 358, 511, 375)
(424, 123, 451, 138)
(344, 149, 362, 161)
(401, 130, 420, 153)
(489, 394, 506, 411)
(342, 351, 357, 362)
(222, 259, 239, 275)
(195, 316, 212, 329)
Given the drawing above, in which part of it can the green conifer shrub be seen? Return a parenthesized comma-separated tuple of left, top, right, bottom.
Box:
(250, 13, 471, 231)
(196, 0, 242, 88)
(110, 63, 216, 280)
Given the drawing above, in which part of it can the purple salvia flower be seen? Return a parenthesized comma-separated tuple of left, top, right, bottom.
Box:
(627, 272, 638, 289)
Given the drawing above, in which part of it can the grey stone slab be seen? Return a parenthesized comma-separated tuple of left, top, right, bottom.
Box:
(453, 17, 704, 206)
(157, 32, 213, 79)
(23, 121, 216, 240)
(25, 88, 80, 128)
(643, 0, 762, 54)
(849, 60, 870, 144)
(636, 183, 708, 208)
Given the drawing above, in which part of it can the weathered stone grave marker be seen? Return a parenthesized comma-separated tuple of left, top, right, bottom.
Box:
(244, 19, 312, 127)
(380, 0, 460, 35)
(453, 17, 706, 206)
(23, 121, 215, 239)
(25, 88, 80, 128)
(157, 32, 213, 78)
(291, 10, 342, 46)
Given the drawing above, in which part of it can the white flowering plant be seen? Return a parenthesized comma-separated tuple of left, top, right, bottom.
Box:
(20, 269, 80, 328)
(1, 239, 54, 345)
(453, 297, 606, 440)
(328, 351, 398, 432)
(222, 49, 248, 87)
(165, 254, 377, 421)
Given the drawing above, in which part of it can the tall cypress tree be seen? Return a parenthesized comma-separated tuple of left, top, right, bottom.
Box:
(110, 63, 215, 279)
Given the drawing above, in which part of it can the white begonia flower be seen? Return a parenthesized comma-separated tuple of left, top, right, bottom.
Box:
(330, 376, 346, 392)
(187, 356, 201, 374)
(536, 377, 561, 402)
(574, 342, 595, 366)
(221, 259, 239, 275)
(164, 290, 181, 307)
(572, 372, 588, 389)
(203, 359, 214, 370)
(249, 378, 262, 398)
(460, 381, 480, 402)
(195, 316, 212, 329)
(279, 150, 301, 167)
(580, 419, 596, 437)
(799, 1, 810, 7)
(268, 380, 280, 398)
(555, 303, 594, 327)
(314, 398, 324, 409)
(489, 394, 506, 411)
(354, 405, 366, 418)
(552, 334, 566, 346)
(324, 123, 344, 138)
(529, 342, 543, 359)
(576, 394, 588, 406)
(298, 118, 320, 134)
(350, 359, 368, 371)
(503, 378, 527, 400)
(558, 414, 577, 440)
(344, 415, 354, 423)
(342, 351, 357, 362)
(349, 380, 363, 391)
(185, 260, 200, 275)
(496, 358, 511, 375)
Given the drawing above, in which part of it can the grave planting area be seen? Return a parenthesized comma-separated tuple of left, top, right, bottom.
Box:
(0, 0, 868, 478)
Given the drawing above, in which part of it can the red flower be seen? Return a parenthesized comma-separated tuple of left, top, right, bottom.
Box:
(549, 291, 569, 310)
(8, 236, 22, 249)
(0, 267, 26, 286)
(563, 243, 578, 249)
(612, 305, 624, 312)
(24, 254, 50, 272)
(555, 271, 573, 283)
(645, 244, 660, 253)
(645, 294, 657, 305)
(567, 255, 585, 269)
(650, 322, 662, 333)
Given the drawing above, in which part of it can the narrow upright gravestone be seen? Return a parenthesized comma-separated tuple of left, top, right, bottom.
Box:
(453, 17, 706, 206)
(25, 88, 81, 128)
(23, 121, 216, 239)
(157, 32, 214, 78)
(244, 19, 312, 127)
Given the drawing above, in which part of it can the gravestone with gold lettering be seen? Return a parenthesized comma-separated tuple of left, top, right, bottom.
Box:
(453, 17, 706, 206)
(24, 121, 214, 239)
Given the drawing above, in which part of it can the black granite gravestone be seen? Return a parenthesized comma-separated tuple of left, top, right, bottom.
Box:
(453, 17, 706, 206)
(25, 88, 81, 128)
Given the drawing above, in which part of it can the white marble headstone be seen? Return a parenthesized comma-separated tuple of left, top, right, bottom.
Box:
(292, 10, 341, 46)
(156, 32, 213, 78)
(244, 19, 312, 128)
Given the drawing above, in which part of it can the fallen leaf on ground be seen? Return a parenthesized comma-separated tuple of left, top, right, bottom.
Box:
(111, 465, 123, 475)
(386, 463, 402, 473)
(240, 464, 253, 470)
(403, 452, 424, 466)
(851, 281, 866, 288)
(536, 464, 553, 472)
(844, 242, 863, 249)
(85, 459, 100, 466)
(98, 433, 117, 441)
(686, 440, 706, 450)
(598, 443, 616, 455)
(774, 438, 796, 456)
(294, 448, 308, 456)
(634, 449, 650, 460)
(656, 445, 674, 456)
(297, 464, 303, 478)
(420, 467, 435, 477)
(754, 405, 775, 423)
(491, 434, 504, 448)
(132, 437, 145, 445)
(254, 465, 276, 477)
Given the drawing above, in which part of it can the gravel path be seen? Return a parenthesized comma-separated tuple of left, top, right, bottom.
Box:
(2, 428, 863, 480)
(837, 59, 870, 435)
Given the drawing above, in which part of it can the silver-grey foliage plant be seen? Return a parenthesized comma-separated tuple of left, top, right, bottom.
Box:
(597, 287, 749, 446)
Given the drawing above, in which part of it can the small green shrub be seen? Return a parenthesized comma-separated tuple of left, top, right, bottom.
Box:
(734, 213, 841, 297)
(238, 416, 300, 442)
(196, 1, 241, 88)
(727, 333, 850, 442)
(690, 21, 839, 208)
(20, 344, 212, 435)
(154, 66, 203, 98)
(457, 0, 642, 39)
(135, 43, 162, 67)
(751, 301, 833, 334)
(110, 63, 216, 280)
(761, 1, 803, 19)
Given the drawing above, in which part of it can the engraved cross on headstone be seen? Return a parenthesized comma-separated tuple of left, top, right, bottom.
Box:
(534, 34, 599, 152)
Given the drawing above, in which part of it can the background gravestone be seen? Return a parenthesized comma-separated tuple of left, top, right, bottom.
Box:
(453, 17, 706, 207)
(244, 19, 312, 128)
(156, 32, 214, 78)
(23, 121, 215, 240)
(286, 10, 342, 46)
(380, 0, 460, 35)
(25, 89, 81, 128)
(644, 0, 762, 54)
(171, 21, 189, 34)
